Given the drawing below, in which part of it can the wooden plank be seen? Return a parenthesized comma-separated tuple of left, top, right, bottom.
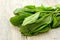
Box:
(0, 0, 27, 40)
(0, 0, 60, 40)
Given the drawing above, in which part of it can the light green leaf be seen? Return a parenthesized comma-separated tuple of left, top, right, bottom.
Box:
(52, 16, 58, 28)
(22, 12, 40, 26)
(56, 16, 60, 26)
(24, 5, 36, 12)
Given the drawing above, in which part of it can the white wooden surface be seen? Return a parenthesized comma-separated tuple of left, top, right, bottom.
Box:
(0, 0, 60, 40)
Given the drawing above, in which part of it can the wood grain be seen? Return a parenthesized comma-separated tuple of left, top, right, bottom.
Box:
(0, 0, 60, 40)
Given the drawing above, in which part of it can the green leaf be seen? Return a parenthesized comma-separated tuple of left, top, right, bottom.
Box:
(45, 7, 55, 11)
(36, 14, 50, 23)
(52, 14, 60, 28)
(31, 14, 52, 32)
(55, 4, 60, 11)
(10, 13, 32, 27)
(55, 16, 60, 27)
(22, 12, 40, 26)
(24, 5, 36, 12)
(33, 24, 48, 33)
(56, 13, 60, 17)
(13, 8, 24, 15)
(36, 5, 54, 12)
(20, 14, 52, 36)
(13, 8, 33, 15)
(33, 24, 51, 35)
(36, 5, 46, 12)
(39, 25, 51, 32)
(52, 16, 58, 27)
(55, 4, 60, 8)
(10, 5, 60, 36)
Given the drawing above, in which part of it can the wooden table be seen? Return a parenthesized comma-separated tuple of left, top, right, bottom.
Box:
(0, 0, 60, 40)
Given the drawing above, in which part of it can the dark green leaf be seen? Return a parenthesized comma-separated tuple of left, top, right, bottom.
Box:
(10, 13, 32, 27)
(20, 14, 52, 36)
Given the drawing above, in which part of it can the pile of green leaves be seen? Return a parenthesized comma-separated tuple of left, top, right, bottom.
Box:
(10, 5, 60, 36)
